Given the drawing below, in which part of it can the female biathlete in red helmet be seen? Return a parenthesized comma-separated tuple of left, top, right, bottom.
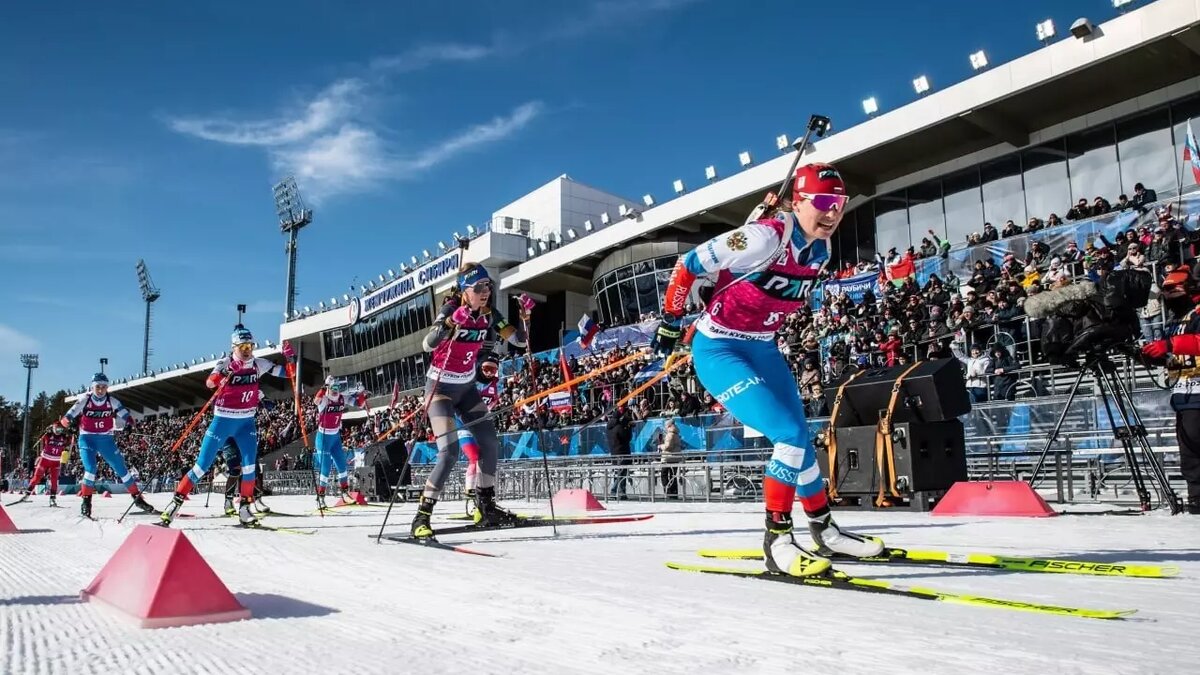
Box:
(652, 163, 883, 577)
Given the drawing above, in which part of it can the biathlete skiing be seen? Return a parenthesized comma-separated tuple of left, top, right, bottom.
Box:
(159, 325, 295, 526)
(652, 163, 883, 577)
(410, 262, 533, 538)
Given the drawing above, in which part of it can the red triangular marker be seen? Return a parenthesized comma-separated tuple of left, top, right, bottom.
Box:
(551, 488, 607, 512)
(932, 481, 1057, 517)
(0, 505, 18, 533)
(81, 525, 250, 628)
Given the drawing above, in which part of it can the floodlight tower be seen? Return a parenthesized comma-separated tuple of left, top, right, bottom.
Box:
(136, 259, 161, 374)
(272, 176, 313, 318)
(19, 353, 38, 465)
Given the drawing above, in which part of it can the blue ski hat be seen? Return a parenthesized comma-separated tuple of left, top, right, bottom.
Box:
(457, 265, 490, 290)
(231, 324, 255, 347)
(91, 372, 109, 386)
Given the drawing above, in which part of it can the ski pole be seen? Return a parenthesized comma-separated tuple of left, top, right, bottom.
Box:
(204, 464, 216, 509)
(287, 359, 323, 515)
(519, 300, 558, 535)
(169, 382, 224, 453)
(375, 330, 459, 543)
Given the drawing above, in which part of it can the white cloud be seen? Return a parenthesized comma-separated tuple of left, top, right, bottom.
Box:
(0, 323, 39, 355)
(543, 0, 702, 41)
(167, 78, 365, 146)
(270, 125, 393, 198)
(369, 43, 496, 73)
(162, 0, 699, 199)
(406, 102, 544, 172)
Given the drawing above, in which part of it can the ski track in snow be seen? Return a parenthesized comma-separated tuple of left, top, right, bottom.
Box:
(0, 495, 1197, 675)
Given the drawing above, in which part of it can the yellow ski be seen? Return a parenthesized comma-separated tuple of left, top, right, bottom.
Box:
(696, 548, 1179, 579)
(667, 562, 1137, 620)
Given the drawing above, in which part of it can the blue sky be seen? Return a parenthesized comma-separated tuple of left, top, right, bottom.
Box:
(0, 0, 1129, 400)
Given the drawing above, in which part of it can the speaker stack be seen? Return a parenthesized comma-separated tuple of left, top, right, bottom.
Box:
(819, 358, 971, 511)
(353, 439, 415, 502)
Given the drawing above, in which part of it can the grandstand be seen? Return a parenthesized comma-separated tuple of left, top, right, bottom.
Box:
(64, 0, 1200, 505)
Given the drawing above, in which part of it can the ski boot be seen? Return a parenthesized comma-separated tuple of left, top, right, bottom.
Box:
(762, 511, 831, 577)
(463, 488, 476, 517)
(48, 495, 57, 508)
(130, 492, 158, 515)
(410, 496, 436, 539)
(808, 511, 884, 558)
(159, 493, 185, 527)
(237, 498, 258, 526)
(472, 486, 519, 527)
(252, 495, 272, 515)
(224, 496, 237, 517)
(1186, 496, 1200, 515)
(80, 494, 93, 519)
(315, 490, 328, 512)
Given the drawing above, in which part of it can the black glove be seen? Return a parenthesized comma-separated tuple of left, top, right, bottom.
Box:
(651, 316, 682, 357)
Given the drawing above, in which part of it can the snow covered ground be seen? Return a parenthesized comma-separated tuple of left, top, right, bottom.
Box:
(0, 493, 1197, 675)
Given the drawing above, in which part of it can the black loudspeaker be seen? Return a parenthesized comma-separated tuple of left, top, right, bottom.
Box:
(818, 420, 967, 496)
(824, 359, 970, 426)
(353, 441, 412, 501)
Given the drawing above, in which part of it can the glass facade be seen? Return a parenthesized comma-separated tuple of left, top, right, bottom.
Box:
(849, 93, 1200, 256)
(351, 352, 432, 396)
(592, 255, 678, 325)
(322, 292, 434, 360)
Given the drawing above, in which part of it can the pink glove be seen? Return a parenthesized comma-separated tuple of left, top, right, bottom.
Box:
(282, 341, 296, 363)
(450, 305, 473, 326)
(518, 293, 536, 313)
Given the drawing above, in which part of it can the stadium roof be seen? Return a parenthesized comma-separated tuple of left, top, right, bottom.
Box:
(65, 347, 297, 415)
(501, 0, 1200, 293)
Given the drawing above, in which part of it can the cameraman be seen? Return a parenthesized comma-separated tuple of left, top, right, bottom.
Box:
(1141, 266, 1200, 514)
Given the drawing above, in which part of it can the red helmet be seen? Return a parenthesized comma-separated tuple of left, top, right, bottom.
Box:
(792, 163, 846, 204)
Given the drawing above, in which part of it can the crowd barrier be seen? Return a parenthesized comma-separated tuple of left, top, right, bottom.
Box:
(402, 387, 1179, 465)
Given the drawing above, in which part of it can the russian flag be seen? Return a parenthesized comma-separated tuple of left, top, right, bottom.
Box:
(1184, 119, 1200, 186)
(577, 313, 600, 348)
(548, 390, 573, 414)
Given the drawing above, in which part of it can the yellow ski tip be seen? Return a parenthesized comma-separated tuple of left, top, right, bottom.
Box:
(697, 548, 763, 560)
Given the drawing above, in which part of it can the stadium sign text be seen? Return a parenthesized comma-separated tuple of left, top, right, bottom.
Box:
(359, 252, 461, 319)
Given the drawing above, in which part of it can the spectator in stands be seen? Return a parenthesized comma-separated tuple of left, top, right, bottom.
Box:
(990, 345, 1020, 401)
(1132, 183, 1158, 212)
(1091, 196, 1112, 217)
(963, 345, 992, 403)
(1067, 198, 1090, 221)
(1001, 220, 1022, 238)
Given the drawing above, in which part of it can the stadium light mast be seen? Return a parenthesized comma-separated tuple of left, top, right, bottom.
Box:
(136, 259, 161, 374)
(272, 175, 313, 318)
(19, 353, 38, 466)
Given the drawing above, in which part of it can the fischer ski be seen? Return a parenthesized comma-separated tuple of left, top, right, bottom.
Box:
(378, 534, 502, 557)
(666, 562, 1137, 620)
(4, 495, 31, 507)
(696, 548, 1180, 579)
(374, 514, 653, 540)
(235, 521, 316, 535)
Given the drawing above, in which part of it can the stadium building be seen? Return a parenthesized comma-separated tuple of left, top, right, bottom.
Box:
(80, 0, 1200, 424)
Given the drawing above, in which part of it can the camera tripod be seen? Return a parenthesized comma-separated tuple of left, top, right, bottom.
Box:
(1029, 352, 1182, 514)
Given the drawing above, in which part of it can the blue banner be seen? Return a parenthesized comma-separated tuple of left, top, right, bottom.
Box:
(822, 270, 881, 305)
